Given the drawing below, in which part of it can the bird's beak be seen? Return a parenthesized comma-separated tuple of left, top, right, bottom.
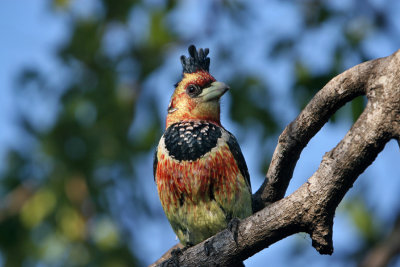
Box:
(199, 81, 230, 102)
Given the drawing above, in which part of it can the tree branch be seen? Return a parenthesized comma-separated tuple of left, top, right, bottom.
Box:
(154, 49, 400, 267)
(253, 53, 385, 210)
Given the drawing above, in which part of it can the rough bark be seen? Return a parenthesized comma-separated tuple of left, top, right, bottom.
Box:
(153, 49, 400, 267)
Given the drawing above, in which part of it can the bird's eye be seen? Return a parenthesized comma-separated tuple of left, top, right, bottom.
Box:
(186, 84, 201, 97)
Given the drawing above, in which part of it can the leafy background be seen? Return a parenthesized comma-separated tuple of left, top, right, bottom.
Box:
(0, 0, 399, 266)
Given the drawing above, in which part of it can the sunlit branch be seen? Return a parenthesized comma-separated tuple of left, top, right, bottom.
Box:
(154, 49, 400, 267)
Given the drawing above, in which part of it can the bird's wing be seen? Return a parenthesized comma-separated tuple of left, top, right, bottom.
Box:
(225, 131, 251, 190)
(153, 149, 158, 182)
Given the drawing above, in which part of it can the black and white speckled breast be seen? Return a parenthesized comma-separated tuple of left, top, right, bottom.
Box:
(163, 121, 222, 161)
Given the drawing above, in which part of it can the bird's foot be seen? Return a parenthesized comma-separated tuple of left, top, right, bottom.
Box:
(161, 247, 183, 267)
(228, 217, 241, 244)
(204, 238, 216, 256)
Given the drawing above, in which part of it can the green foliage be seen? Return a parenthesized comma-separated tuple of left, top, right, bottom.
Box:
(343, 196, 382, 244)
(0, 0, 397, 266)
(228, 75, 278, 137)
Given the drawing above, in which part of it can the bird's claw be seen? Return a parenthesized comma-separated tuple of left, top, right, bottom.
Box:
(161, 248, 182, 267)
(204, 239, 216, 256)
(228, 217, 241, 244)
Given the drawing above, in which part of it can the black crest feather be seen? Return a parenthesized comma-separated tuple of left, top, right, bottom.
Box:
(180, 45, 210, 73)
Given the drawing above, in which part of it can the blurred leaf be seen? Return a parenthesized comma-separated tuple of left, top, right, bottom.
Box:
(20, 188, 56, 228)
(344, 17, 371, 48)
(103, 0, 137, 22)
(343, 196, 381, 245)
(91, 217, 120, 250)
(148, 10, 173, 47)
(53, 0, 70, 9)
(60, 20, 102, 64)
(57, 205, 86, 241)
(270, 38, 295, 58)
(302, 0, 332, 27)
(351, 95, 366, 122)
(228, 75, 278, 137)
(294, 61, 338, 110)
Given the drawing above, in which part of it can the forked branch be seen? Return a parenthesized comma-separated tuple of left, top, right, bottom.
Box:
(154, 49, 400, 267)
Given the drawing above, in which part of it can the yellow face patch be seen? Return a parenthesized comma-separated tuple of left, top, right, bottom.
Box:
(166, 71, 219, 128)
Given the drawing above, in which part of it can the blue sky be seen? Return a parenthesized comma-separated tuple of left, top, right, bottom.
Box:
(1, 0, 400, 266)
(0, 0, 67, 168)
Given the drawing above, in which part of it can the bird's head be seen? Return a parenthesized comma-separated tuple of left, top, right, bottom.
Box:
(166, 45, 229, 128)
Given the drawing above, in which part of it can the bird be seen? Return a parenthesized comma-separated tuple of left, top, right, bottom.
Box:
(154, 45, 252, 247)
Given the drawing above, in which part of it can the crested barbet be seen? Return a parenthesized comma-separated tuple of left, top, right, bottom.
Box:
(154, 45, 252, 246)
